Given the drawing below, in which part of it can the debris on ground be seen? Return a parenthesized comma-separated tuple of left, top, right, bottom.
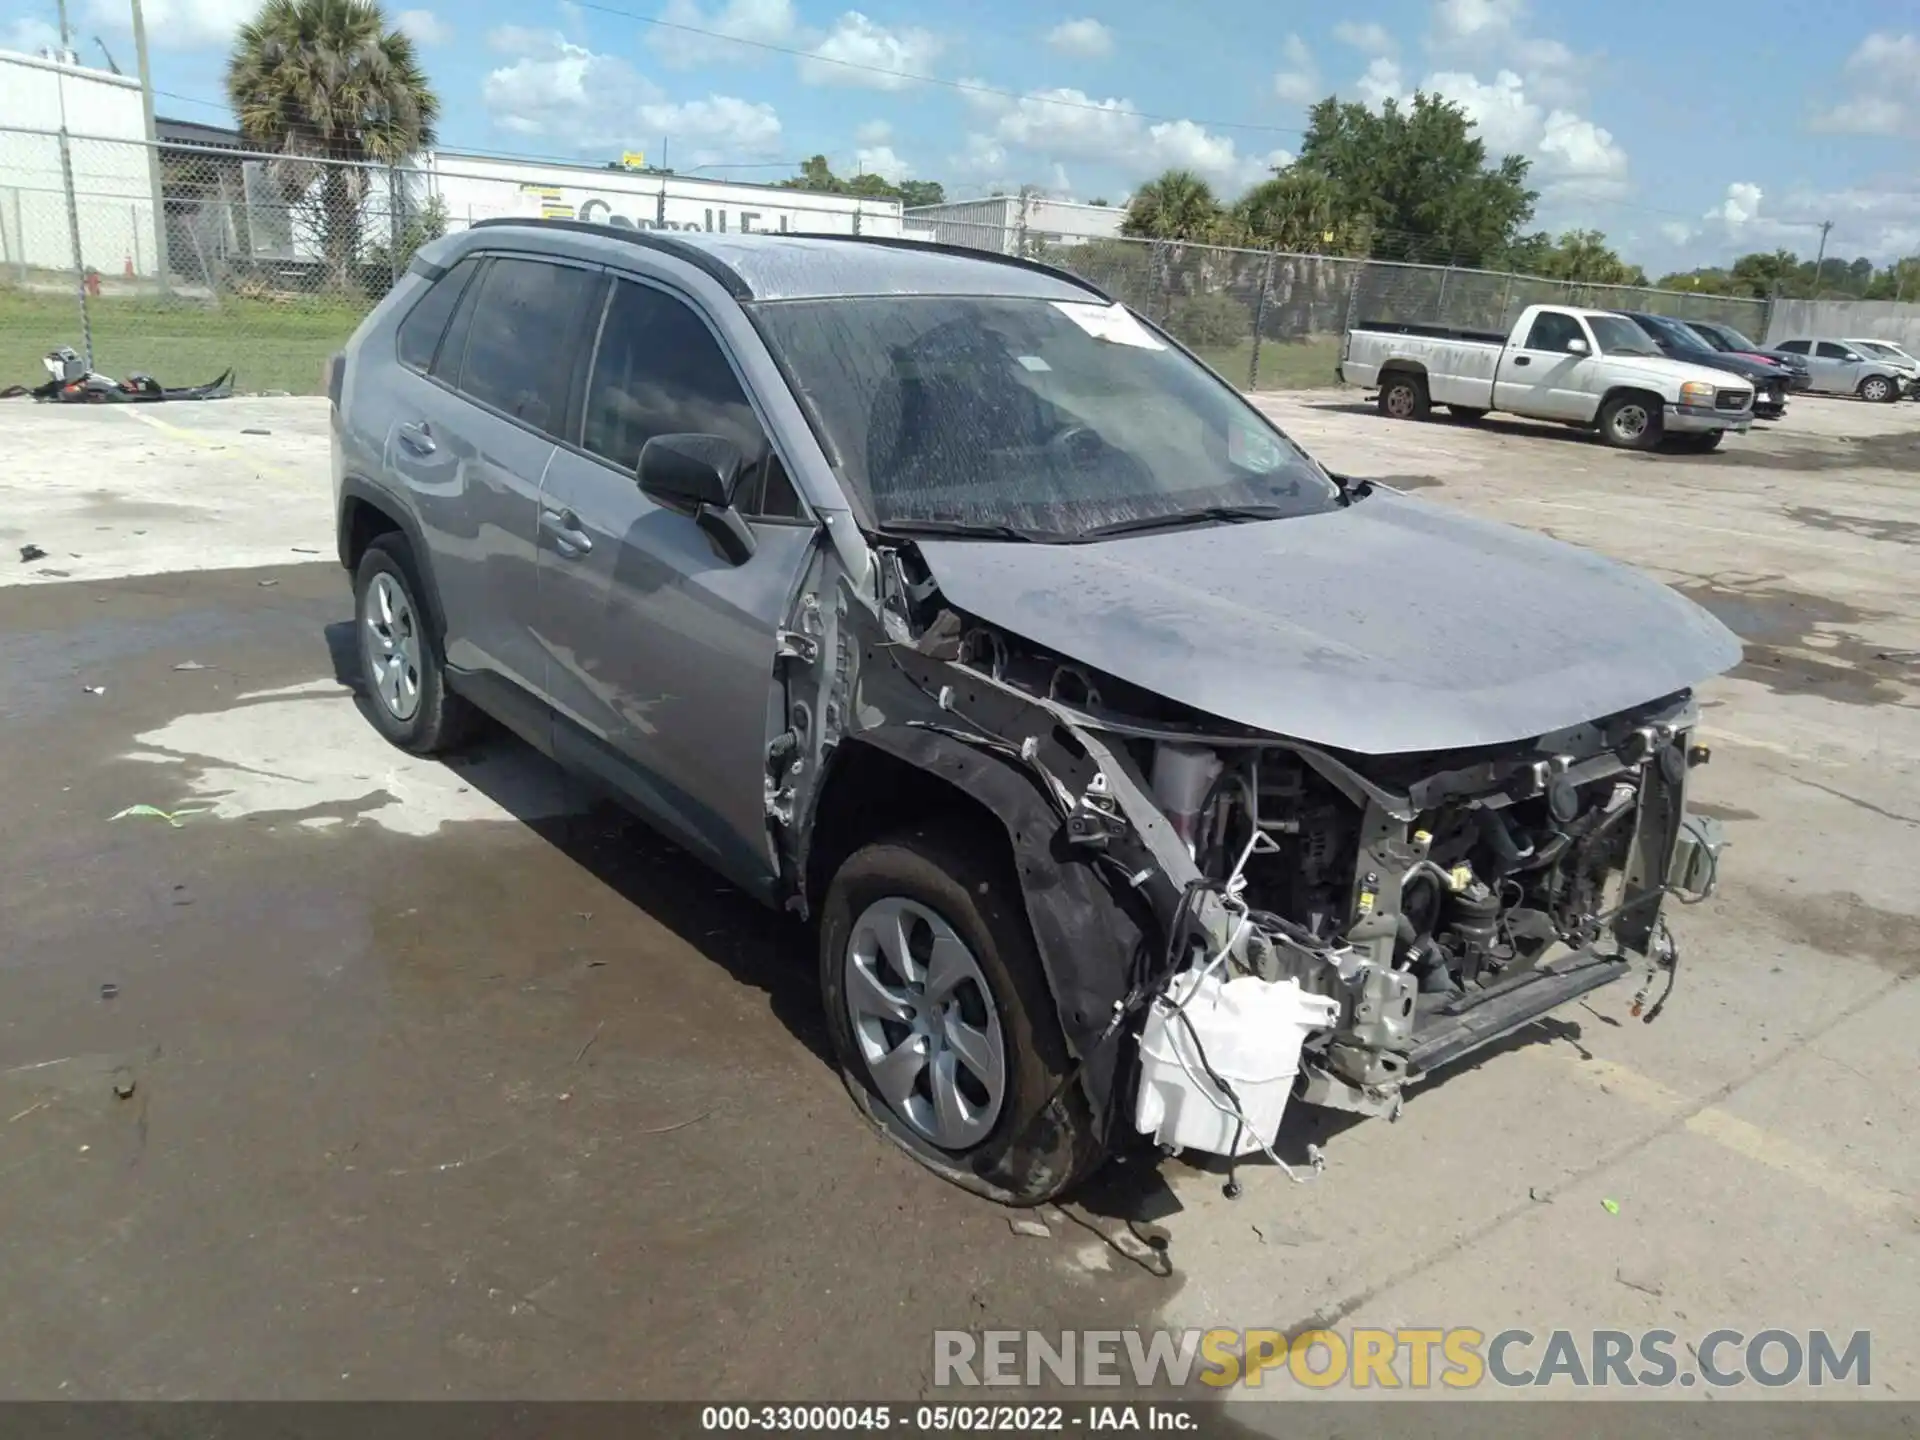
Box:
(19, 544, 46, 563)
(172, 660, 207, 671)
(257, 579, 279, 587)
(83, 684, 105, 696)
(100, 982, 119, 1000)
(112, 1068, 137, 1100)
(109, 804, 199, 827)
(14, 346, 234, 404)
(291, 546, 321, 554)
(241, 427, 271, 435)
(1601, 1197, 1621, 1215)
(1008, 1216, 1052, 1239)
(1615, 1266, 1664, 1298)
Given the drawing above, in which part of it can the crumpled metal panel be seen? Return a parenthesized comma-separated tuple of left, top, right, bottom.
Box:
(914, 488, 1743, 755)
(701, 235, 1098, 302)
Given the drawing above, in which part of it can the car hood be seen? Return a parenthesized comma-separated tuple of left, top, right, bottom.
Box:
(1605, 354, 1752, 391)
(914, 489, 1742, 755)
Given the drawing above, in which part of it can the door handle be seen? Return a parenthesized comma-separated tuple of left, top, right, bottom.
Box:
(1512, 355, 1531, 367)
(540, 507, 593, 558)
(397, 420, 436, 455)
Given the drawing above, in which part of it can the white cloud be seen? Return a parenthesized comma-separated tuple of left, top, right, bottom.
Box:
(1272, 33, 1320, 105)
(854, 143, 912, 181)
(1045, 17, 1113, 59)
(1432, 0, 1524, 47)
(649, 0, 796, 70)
(799, 11, 941, 89)
(951, 132, 1009, 181)
(2, 16, 62, 51)
(81, 0, 253, 50)
(954, 76, 1012, 115)
(1811, 32, 1918, 134)
(1659, 221, 1696, 246)
(1536, 108, 1627, 197)
(1707, 181, 1764, 227)
(395, 9, 450, 45)
(1332, 21, 1395, 53)
(482, 31, 780, 161)
(854, 118, 892, 144)
(982, 86, 1279, 192)
(1354, 56, 1404, 107)
(1422, 67, 1538, 153)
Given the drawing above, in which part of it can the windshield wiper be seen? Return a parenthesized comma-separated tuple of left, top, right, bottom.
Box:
(1073, 503, 1302, 541)
(877, 517, 1066, 543)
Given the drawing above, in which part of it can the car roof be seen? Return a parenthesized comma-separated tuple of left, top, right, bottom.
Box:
(459, 219, 1109, 304)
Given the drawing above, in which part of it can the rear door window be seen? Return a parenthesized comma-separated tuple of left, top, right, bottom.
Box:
(1815, 341, 1851, 359)
(396, 257, 479, 372)
(456, 258, 603, 436)
(1777, 340, 1810, 354)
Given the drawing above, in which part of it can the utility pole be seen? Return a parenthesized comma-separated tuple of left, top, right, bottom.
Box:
(130, 0, 172, 293)
(1810, 219, 1833, 297)
(53, 0, 94, 368)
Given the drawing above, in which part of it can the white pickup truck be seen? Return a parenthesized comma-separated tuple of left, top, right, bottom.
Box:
(1340, 303, 1755, 453)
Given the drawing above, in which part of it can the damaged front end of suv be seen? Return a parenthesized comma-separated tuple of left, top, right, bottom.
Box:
(765, 485, 1736, 1204)
(747, 287, 1740, 1204)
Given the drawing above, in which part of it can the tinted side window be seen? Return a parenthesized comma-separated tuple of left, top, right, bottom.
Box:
(583, 279, 801, 519)
(1777, 340, 1809, 354)
(1815, 341, 1850, 359)
(457, 258, 601, 434)
(396, 257, 478, 372)
(1524, 311, 1583, 353)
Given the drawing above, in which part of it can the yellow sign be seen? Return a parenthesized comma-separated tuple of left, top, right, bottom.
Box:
(620, 151, 647, 169)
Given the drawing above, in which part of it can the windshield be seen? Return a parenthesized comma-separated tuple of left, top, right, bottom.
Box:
(1629, 313, 1712, 353)
(1707, 322, 1759, 350)
(1856, 341, 1911, 362)
(1586, 314, 1661, 357)
(748, 294, 1340, 537)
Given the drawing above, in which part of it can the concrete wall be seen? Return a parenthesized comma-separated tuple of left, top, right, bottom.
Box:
(904, 195, 1128, 254)
(0, 49, 159, 277)
(1764, 299, 1920, 351)
(424, 152, 905, 239)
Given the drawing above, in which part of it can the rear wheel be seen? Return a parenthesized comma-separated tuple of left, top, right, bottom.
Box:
(1378, 372, 1430, 422)
(819, 824, 1099, 1205)
(1859, 374, 1897, 403)
(1598, 392, 1662, 450)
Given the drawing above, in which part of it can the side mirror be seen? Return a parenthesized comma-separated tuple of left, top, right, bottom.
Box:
(1565, 338, 1589, 355)
(637, 432, 756, 565)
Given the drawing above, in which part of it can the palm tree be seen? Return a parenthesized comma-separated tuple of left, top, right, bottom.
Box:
(1122, 170, 1223, 242)
(1233, 167, 1358, 254)
(227, 0, 438, 289)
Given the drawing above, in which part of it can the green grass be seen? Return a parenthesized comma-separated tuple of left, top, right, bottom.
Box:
(1190, 334, 1344, 392)
(0, 288, 367, 395)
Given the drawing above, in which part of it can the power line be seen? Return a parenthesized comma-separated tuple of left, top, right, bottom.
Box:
(569, 0, 1307, 138)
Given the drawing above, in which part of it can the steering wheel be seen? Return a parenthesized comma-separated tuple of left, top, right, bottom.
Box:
(1044, 423, 1106, 467)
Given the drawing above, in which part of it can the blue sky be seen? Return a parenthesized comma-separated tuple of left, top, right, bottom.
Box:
(5, 0, 1918, 273)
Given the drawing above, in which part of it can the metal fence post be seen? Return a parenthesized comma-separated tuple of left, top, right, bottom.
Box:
(58, 127, 93, 370)
(388, 162, 402, 288)
(1248, 249, 1275, 391)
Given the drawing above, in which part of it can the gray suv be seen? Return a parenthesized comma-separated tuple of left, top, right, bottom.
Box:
(331, 220, 1736, 1203)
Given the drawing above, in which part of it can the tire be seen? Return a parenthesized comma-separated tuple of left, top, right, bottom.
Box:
(819, 823, 1099, 1204)
(1449, 405, 1489, 423)
(1377, 372, 1430, 422)
(1859, 374, 1896, 403)
(351, 534, 476, 754)
(1598, 392, 1663, 450)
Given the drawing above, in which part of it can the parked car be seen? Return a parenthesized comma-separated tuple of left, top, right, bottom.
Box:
(1770, 338, 1916, 401)
(1843, 339, 1920, 394)
(1613, 312, 1788, 420)
(332, 223, 1734, 1202)
(1681, 319, 1813, 391)
(1340, 303, 1754, 451)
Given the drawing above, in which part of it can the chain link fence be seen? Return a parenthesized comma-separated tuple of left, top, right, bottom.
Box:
(2, 126, 1774, 397)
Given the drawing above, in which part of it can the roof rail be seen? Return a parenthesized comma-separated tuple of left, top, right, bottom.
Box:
(789, 230, 1114, 303)
(467, 216, 752, 298)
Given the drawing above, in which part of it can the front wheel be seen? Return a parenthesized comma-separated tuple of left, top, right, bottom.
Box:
(1598, 393, 1663, 450)
(819, 825, 1099, 1205)
(1860, 375, 1897, 403)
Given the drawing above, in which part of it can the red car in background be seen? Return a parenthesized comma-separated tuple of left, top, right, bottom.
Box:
(1683, 320, 1814, 391)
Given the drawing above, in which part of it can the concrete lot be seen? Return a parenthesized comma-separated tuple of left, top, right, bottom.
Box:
(0, 392, 1915, 1410)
